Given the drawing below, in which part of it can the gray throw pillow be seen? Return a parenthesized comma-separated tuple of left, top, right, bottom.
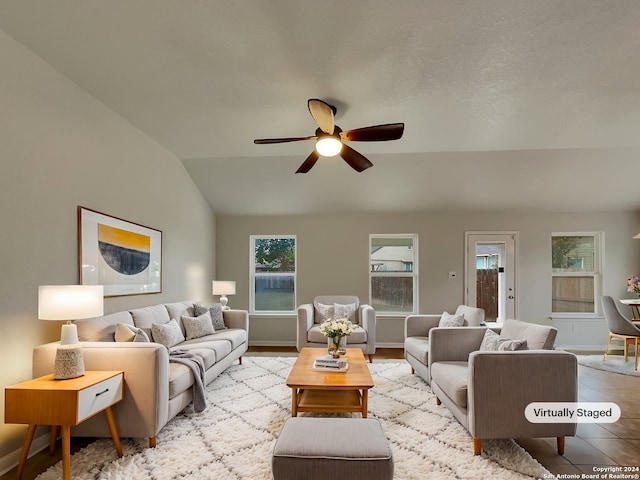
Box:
(438, 311, 465, 327)
(182, 312, 215, 340)
(314, 302, 334, 323)
(151, 319, 185, 349)
(479, 328, 527, 351)
(193, 302, 226, 331)
(334, 303, 357, 324)
(114, 323, 150, 343)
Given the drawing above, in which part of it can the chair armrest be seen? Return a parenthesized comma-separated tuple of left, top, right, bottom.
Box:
(467, 350, 578, 439)
(360, 304, 376, 346)
(429, 327, 486, 364)
(33, 341, 170, 439)
(223, 309, 249, 333)
(297, 304, 314, 349)
(404, 315, 441, 338)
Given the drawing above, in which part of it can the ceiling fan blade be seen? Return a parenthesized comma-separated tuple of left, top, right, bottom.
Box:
(254, 135, 315, 144)
(340, 123, 404, 142)
(295, 150, 320, 174)
(308, 99, 335, 134)
(340, 144, 373, 172)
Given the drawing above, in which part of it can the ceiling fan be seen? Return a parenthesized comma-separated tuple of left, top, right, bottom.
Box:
(253, 99, 404, 173)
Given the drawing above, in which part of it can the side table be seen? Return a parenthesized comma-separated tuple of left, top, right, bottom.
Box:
(4, 370, 124, 480)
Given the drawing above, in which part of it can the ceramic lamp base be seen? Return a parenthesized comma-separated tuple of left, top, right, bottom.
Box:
(54, 345, 85, 379)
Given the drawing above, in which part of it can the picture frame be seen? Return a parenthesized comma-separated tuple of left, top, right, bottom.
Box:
(78, 206, 162, 297)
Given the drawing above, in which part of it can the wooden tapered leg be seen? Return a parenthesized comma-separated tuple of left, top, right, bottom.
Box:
(49, 426, 60, 455)
(238, 356, 242, 365)
(368, 354, 373, 363)
(473, 438, 482, 455)
(61, 425, 71, 480)
(411, 367, 415, 374)
(104, 406, 123, 457)
(15, 424, 37, 480)
(557, 436, 565, 455)
(435, 396, 441, 405)
(149, 437, 156, 448)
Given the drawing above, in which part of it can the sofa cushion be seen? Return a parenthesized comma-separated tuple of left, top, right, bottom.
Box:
(404, 336, 429, 364)
(314, 302, 334, 323)
(131, 304, 171, 339)
(439, 311, 465, 327)
(168, 362, 193, 400)
(182, 312, 215, 340)
(430, 361, 469, 408)
(307, 324, 367, 344)
(152, 319, 185, 349)
(74, 310, 134, 342)
(194, 303, 227, 331)
(479, 329, 527, 351)
(313, 296, 360, 324)
(454, 305, 485, 326)
(176, 339, 232, 363)
(170, 346, 217, 370)
(115, 323, 150, 343)
(180, 328, 246, 350)
(500, 319, 557, 350)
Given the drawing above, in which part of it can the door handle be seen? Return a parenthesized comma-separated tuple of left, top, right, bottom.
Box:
(508, 295, 514, 299)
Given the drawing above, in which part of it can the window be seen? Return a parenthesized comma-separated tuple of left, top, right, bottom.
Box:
(369, 234, 418, 315)
(551, 233, 603, 315)
(250, 236, 296, 314)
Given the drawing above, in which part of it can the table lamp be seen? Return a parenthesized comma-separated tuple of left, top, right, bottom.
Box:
(212, 280, 236, 310)
(38, 285, 104, 379)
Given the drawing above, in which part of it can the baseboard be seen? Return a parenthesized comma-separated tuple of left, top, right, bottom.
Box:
(0, 431, 49, 477)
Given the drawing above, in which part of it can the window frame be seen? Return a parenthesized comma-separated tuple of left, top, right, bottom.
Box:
(551, 231, 604, 318)
(369, 234, 418, 316)
(250, 235, 297, 315)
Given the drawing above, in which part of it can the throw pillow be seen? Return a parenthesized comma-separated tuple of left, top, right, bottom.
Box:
(114, 323, 150, 343)
(151, 319, 185, 349)
(314, 302, 334, 323)
(193, 302, 226, 331)
(334, 303, 357, 323)
(479, 329, 528, 351)
(439, 311, 465, 327)
(181, 312, 215, 340)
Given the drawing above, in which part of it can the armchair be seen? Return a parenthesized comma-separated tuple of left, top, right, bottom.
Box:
(404, 305, 485, 384)
(429, 320, 578, 455)
(297, 295, 376, 362)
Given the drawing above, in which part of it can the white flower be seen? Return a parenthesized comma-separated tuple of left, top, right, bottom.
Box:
(319, 318, 355, 337)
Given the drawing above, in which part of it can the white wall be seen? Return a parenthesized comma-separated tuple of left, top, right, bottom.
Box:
(0, 30, 216, 463)
(216, 211, 640, 347)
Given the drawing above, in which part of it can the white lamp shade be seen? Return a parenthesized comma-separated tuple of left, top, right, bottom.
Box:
(315, 137, 343, 157)
(212, 281, 236, 296)
(38, 285, 104, 320)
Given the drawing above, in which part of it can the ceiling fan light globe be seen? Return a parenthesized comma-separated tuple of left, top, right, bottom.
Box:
(315, 137, 343, 157)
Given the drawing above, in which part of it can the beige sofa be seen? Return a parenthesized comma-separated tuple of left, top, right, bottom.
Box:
(33, 301, 248, 447)
(429, 320, 578, 455)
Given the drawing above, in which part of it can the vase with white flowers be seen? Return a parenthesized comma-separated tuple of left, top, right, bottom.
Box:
(628, 275, 640, 296)
(319, 318, 355, 358)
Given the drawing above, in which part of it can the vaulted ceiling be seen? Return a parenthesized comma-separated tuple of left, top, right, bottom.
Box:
(1, 1, 640, 215)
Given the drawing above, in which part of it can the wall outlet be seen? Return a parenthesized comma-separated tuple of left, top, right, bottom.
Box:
(449, 271, 457, 279)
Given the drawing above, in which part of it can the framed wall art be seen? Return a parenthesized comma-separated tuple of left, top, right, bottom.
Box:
(78, 206, 162, 297)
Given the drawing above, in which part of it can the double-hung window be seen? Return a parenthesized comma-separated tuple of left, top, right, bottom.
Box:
(551, 232, 603, 315)
(369, 234, 418, 315)
(250, 235, 296, 314)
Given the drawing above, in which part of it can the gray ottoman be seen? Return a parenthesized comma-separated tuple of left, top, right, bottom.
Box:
(272, 417, 394, 480)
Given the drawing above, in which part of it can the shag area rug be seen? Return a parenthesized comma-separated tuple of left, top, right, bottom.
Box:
(577, 354, 640, 376)
(37, 357, 551, 479)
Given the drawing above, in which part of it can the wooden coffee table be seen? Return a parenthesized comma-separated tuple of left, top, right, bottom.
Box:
(286, 347, 374, 417)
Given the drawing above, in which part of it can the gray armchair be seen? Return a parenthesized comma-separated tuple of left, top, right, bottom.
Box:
(429, 320, 578, 455)
(297, 295, 376, 362)
(404, 305, 485, 384)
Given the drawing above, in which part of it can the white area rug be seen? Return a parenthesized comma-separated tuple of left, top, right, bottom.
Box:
(37, 357, 550, 479)
(577, 354, 640, 376)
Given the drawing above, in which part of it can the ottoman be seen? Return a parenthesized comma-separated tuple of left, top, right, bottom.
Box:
(272, 417, 394, 480)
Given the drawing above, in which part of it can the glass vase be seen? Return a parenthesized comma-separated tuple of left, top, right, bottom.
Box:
(328, 335, 347, 357)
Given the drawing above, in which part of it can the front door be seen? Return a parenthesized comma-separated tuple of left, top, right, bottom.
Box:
(465, 232, 518, 322)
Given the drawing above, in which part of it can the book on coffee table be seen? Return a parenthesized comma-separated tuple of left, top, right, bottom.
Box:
(313, 355, 349, 372)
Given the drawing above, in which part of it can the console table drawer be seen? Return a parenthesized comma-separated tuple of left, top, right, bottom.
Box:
(77, 374, 123, 422)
